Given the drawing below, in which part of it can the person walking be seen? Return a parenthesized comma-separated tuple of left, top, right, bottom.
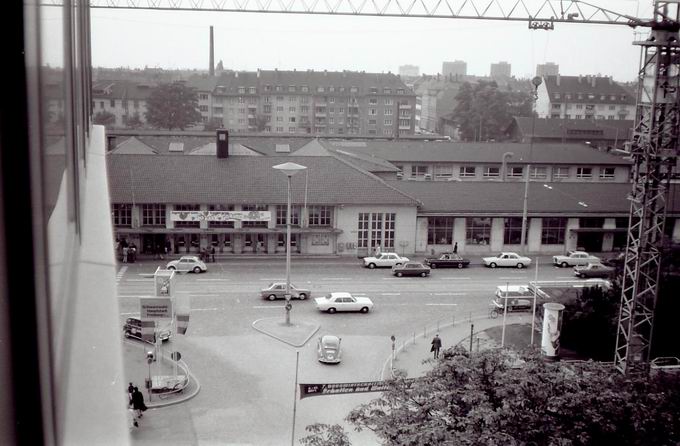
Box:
(430, 333, 442, 359)
(127, 382, 135, 405)
(453, 242, 458, 254)
(122, 245, 129, 263)
(129, 243, 136, 263)
(210, 246, 216, 263)
(131, 386, 147, 418)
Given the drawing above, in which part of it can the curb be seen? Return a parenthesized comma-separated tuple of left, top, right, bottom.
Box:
(251, 317, 321, 347)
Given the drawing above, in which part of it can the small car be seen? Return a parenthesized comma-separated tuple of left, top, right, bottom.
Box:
(317, 335, 342, 364)
(260, 282, 311, 301)
(392, 262, 431, 277)
(489, 285, 535, 318)
(553, 251, 601, 267)
(483, 252, 532, 269)
(574, 262, 615, 278)
(166, 255, 207, 273)
(314, 292, 374, 314)
(123, 317, 171, 342)
(423, 252, 470, 269)
(362, 252, 410, 269)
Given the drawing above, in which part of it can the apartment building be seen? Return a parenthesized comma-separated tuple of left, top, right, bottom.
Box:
(442, 60, 467, 77)
(536, 75, 636, 120)
(91, 80, 154, 127)
(536, 62, 559, 77)
(191, 69, 416, 137)
(490, 61, 511, 79)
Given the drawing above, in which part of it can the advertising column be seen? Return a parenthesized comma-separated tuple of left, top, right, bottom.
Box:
(541, 302, 565, 360)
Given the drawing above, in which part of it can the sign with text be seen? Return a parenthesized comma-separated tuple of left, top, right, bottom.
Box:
(170, 211, 271, 222)
(299, 379, 415, 399)
(140, 297, 173, 320)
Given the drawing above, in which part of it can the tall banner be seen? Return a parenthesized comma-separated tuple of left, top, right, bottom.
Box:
(541, 302, 565, 360)
(299, 379, 415, 399)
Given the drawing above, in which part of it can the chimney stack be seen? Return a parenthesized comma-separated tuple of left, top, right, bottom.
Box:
(217, 129, 229, 159)
(209, 26, 214, 77)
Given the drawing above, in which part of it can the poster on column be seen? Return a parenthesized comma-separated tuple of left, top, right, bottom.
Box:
(141, 297, 173, 320)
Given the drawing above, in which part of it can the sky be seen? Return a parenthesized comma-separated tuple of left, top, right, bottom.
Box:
(55, 0, 652, 81)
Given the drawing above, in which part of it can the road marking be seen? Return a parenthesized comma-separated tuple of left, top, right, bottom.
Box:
(381, 292, 401, 296)
(192, 307, 220, 312)
(126, 279, 153, 282)
(556, 276, 576, 279)
(253, 305, 285, 309)
(320, 278, 351, 280)
(437, 277, 471, 280)
(433, 292, 466, 296)
(197, 278, 232, 281)
(120, 312, 137, 315)
(259, 278, 285, 281)
(176, 291, 221, 295)
(118, 295, 153, 298)
(498, 276, 527, 279)
(426, 303, 459, 306)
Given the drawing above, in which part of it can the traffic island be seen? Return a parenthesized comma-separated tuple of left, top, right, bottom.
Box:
(252, 317, 320, 347)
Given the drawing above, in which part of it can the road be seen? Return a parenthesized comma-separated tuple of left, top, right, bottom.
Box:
(118, 257, 578, 445)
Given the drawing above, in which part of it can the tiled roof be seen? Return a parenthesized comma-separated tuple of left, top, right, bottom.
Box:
(92, 80, 155, 100)
(106, 155, 420, 206)
(543, 75, 635, 104)
(387, 181, 680, 215)
(509, 117, 634, 140)
(324, 141, 631, 165)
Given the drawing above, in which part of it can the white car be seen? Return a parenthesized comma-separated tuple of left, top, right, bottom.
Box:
(362, 252, 410, 269)
(553, 251, 601, 267)
(314, 292, 374, 314)
(317, 335, 342, 364)
(483, 252, 532, 269)
(166, 255, 207, 273)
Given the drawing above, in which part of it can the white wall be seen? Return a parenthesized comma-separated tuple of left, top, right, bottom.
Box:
(335, 205, 418, 256)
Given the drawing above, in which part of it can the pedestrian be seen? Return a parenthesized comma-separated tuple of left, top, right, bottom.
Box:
(430, 333, 442, 359)
(161, 244, 166, 260)
(131, 386, 147, 418)
(130, 243, 136, 263)
(375, 244, 381, 256)
(211, 246, 215, 263)
(453, 242, 458, 254)
(122, 245, 129, 263)
(127, 382, 135, 405)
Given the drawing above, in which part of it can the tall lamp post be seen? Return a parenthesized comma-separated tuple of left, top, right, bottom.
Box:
(272, 162, 307, 326)
(520, 76, 543, 255)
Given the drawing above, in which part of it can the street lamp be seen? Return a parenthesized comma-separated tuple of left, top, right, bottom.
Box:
(520, 76, 543, 255)
(272, 162, 307, 326)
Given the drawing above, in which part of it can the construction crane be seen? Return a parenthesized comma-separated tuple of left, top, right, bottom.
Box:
(64, 0, 679, 375)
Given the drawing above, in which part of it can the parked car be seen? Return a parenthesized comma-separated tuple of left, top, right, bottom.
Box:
(482, 252, 532, 269)
(123, 317, 171, 342)
(362, 252, 409, 269)
(489, 285, 535, 318)
(166, 255, 207, 273)
(392, 262, 431, 277)
(314, 292, 374, 314)
(574, 263, 615, 278)
(317, 335, 342, 364)
(260, 282, 311, 301)
(423, 253, 470, 269)
(553, 251, 601, 267)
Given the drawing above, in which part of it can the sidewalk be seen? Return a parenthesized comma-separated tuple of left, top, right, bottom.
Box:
(383, 314, 534, 379)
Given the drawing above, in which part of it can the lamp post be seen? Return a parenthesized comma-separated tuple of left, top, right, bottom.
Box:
(520, 76, 543, 255)
(272, 162, 307, 326)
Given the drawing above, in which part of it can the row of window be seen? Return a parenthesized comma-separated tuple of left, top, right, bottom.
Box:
(551, 114, 626, 120)
(427, 217, 567, 245)
(111, 204, 333, 227)
(552, 103, 627, 111)
(231, 85, 407, 95)
(553, 93, 628, 101)
(210, 96, 411, 106)
(357, 213, 396, 249)
(404, 165, 616, 180)
(93, 99, 142, 109)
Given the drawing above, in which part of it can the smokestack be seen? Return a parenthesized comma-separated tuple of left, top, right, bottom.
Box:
(216, 129, 229, 159)
(209, 26, 215, 77)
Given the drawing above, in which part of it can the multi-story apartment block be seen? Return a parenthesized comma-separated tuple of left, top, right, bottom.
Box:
(190, 69, 416, 137)
(536, 62, 559, 77)
(442, 60, 467, 77)
(415, 76, 465, 135)
(536, 75, 636, 121)
(91, 80, 154, 127)
(399, 64, 420, 77)
(490, 61, 511, 79)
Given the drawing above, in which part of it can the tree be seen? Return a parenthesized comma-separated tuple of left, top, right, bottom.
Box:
(451, 81, 533, 141)
(93, 110, 116, 128)
(203, 117, 223, 132)
(300, 423, 351, 446)
(255, 114, 269, 132)
(339, 347, 680, 445)
(123, 112, 143, 129)
(145, 82, 202, 130)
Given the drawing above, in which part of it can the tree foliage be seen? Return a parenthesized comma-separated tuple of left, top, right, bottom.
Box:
(93, 110, 116, 127)
(452, 81, 533, 141)
(300, 423, 351, 446)
(145, 82, 202, 130)
(203, 117, 223, 132)
(123, 112, 143, 129)
(340, 347, 680, 446)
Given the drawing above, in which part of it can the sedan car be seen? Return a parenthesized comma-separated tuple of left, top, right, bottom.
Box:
(314, 292, 374, 314)
(123, 317, 171, 342)
(574, 263, 615, 278)
(423, 253, 470, 269)
(362, 252, 410, 269)
(260, 282, 311, 301)
(166, 255, 207, 273)
(483, 252, 532, 269)
(553, 251, 601, 267)
(392, 262, 431, 277)
(317, 335, 342, 364)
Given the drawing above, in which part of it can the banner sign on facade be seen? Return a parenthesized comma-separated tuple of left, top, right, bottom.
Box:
(170, 211, 271, 222)
(298, 379, 415, 399)
(141, 297, 173, 320)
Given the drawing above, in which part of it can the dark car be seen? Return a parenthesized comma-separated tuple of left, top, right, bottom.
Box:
(123, 317, 171, 342)
(574, 263, 615, 278)
(392, 262, 431, 277)
(423, 253, 470, 269)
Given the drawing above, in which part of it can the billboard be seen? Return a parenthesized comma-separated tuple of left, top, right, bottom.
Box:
(170, 211, 271, 222)
(141, 297, 173, 320)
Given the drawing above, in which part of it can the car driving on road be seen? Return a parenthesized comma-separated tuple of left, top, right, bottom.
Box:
(166, 255, 207, 273)
(553, 251, 601, 267)
(314, 292, 374, 313)
(574, 263, 615, 278)
(260, 282, 311, 301)
(392, 262, 431, 277)
(423, 252, 470, 269)
(362, 252, 409, 269)
(483, 252, 532, 269)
